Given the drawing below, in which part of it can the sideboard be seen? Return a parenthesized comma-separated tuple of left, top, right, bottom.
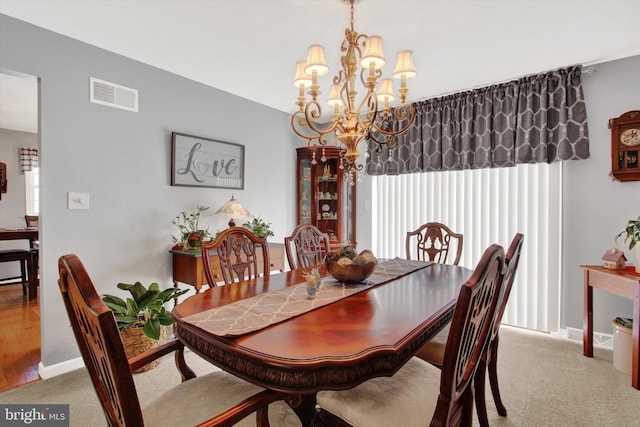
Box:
(171, 242, 285, 292)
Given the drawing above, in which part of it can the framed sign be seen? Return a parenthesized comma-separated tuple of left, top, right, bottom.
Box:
(171, 132, 244, 189)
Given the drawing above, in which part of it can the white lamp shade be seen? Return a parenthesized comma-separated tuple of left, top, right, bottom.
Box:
(305, 45, 329, 76)
(392, 50, 417, 79)
(376, 78, 395, 103)
(327, 84, 344, 108)
(293, 60, 312, 88)
(360, 35, 386, 70)
(216, 195, 252, 226)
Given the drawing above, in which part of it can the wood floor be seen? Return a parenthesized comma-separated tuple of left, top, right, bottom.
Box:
(0, 282, 41, 392)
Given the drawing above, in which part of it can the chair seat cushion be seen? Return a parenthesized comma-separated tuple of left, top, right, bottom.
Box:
(317, 357, 441, 427)
(414, 323, 449, 367)
(143, 370, 301, 427)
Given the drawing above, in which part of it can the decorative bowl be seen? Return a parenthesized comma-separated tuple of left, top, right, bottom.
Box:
(326, 260, 377, 284)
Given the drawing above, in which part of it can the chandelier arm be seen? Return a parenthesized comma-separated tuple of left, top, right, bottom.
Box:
(371, 103, 416, 137)
(356, 90, 378, 128)
(291, 109, 340, 147)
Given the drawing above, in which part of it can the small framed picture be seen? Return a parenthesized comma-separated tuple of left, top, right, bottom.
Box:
(171, 132, 244, 189)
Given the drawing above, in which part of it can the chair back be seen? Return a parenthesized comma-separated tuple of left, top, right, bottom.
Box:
(406, 222, 463, 265)
(25, 215, 39, 227)
(201, 227, 270, 286)
(433, 244, 505, 425)
(489, 233, 524, 341)
(58, 254, 144, 426)
(284, 224, 331, 269)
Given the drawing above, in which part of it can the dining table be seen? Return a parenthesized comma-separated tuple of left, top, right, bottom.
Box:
(0, 227, 39, 299)
(172, 258, 472, 425)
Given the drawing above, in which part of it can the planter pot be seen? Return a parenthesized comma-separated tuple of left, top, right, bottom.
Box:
(120, 326, 168, 373)
(187, 232, 204, 249)
(635, 247, 640, 274)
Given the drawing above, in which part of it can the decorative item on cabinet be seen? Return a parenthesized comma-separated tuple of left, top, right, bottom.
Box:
(171, 205, 211, 251)
(296, 147, 356, 250)
(608, 110, 640, 182)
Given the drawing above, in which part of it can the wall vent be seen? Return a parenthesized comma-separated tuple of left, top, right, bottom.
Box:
(89, 77, 138, 112)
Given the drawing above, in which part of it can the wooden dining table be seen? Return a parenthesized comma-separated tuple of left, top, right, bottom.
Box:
(172, 259, 472, 425)
(0, 227, 39, 299)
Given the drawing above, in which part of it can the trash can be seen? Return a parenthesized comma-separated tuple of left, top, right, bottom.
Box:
(612, 317, 633, 375)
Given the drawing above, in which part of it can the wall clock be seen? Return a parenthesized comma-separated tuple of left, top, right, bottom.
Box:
(608, 110, 640, 182)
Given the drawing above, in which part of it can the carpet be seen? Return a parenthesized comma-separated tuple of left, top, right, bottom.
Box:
(1, 326, 638, 426)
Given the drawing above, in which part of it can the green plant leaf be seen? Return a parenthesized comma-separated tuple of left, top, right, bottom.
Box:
(102, 294, 127, 309)
(136, 289, 160, 309)
(157, 313, 175, 326)
(103, 300, 128, 314)
(125, 297, 138, 316)
(113, 314, 140, 329)
(143, 318, 161, 340)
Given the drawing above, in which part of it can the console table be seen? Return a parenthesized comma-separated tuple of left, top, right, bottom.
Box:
(171, 242, 285, 292)
(581, 265, 639, 389)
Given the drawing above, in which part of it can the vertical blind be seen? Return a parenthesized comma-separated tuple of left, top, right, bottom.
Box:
(372, 162, 562, 332)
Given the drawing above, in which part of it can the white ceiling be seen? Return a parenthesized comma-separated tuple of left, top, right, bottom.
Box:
(2, 0, 640, 135)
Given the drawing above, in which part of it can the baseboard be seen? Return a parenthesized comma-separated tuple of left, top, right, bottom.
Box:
(38, 357, 85, 379)
(555, 327, 614, 350)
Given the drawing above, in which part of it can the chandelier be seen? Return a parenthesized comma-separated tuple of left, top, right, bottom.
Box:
(291, 0, 417, 182)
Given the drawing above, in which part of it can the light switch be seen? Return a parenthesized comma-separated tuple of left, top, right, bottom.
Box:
(68, 192, 90, 210)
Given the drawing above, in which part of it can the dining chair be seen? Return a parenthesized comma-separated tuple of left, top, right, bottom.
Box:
(201, 227, 270, 286)
(57, 254, 300, 427)
(24, 215, 40, 287)
(415, 233, 524, 427)
(316, 243, 506, 427)
(24, 215, 39, 228)
(0, 249, 33, 296)
(405, 222, 463, 265)
(284, 224, 331, 270)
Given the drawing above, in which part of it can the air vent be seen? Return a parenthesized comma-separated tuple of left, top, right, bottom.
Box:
(89, 77, 138, 112)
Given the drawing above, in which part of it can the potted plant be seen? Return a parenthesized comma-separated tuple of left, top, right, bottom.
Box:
(617, 215, 640, 272)
(171, 205, 211, 250)
(102, 281, 188, 371)
(243, 216, 275, 239)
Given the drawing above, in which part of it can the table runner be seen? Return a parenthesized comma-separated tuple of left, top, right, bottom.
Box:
(183, 258, 433, 337)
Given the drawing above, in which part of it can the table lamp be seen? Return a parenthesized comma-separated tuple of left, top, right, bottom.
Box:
(215, 195, 252, 227)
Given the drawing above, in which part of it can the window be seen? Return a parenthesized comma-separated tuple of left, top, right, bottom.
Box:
(372, 162, 562, 332)
(25, 167, 39, 216)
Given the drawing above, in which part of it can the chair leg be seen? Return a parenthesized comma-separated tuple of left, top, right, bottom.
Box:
(26, 252, 36, 300)
(488, 335, 507, 416)
(19, 259, 27, 295)
(474, 355, 490, 427)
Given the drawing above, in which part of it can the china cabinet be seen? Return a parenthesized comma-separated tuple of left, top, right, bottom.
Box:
(296, 147, 356, 249)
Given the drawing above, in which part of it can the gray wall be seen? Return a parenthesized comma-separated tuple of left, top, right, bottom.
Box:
(1, 14, 299, 367)
(562, 55, 640, 333)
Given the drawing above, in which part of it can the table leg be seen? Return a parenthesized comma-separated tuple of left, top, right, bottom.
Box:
(583, 270, 593, 357)
(632, 284, 639, 389)
(288, 394, 318, 427)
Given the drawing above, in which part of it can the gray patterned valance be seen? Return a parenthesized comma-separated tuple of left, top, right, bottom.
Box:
(367, 65, 590, 175)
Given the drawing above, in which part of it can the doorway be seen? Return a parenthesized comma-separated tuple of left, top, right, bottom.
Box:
(0, 71, 41, 392)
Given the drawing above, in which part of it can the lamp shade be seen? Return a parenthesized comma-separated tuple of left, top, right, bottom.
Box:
(392, 50, 417, 79)
(360, 35, 386, 70)
(327, 84, 344, 108)
(293, 60, 312, 88)
(376, 78, 395, 103)
(215, 195, 252, 227)
(305, 45, 329, 76)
